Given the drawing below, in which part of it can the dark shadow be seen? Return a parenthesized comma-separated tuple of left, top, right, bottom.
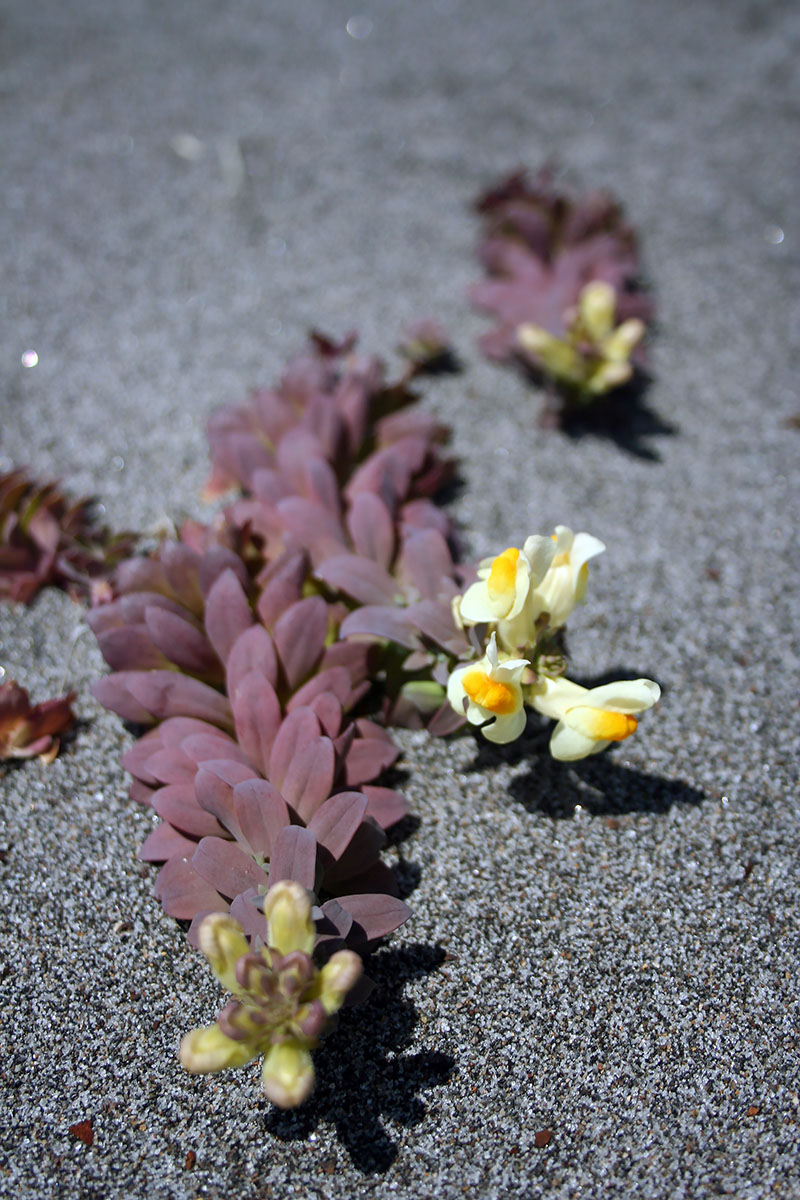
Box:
(410, 348, 462, 377)
(521, 366, 676, 461)
(465, 667, 705, 818)
(264, 942, 455, 1173)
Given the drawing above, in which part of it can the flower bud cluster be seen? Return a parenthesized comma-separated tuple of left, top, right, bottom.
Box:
(449, 527, 660, 758)
(181, 881, 363, 1107)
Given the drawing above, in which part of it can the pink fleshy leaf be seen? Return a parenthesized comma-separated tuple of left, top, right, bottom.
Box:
(204, 569, 253, 664)
(226, 625, 279, 697)
(339, 605, 421, 651)
(287, 667, 352, 711)
(342, 737, 399, 786)
(278, 733, 336, 824)
(323, 817, 386, 885)
(121, 729, 164, 784)
(154, 854, 227, 919)
(161, 543, 204, 612)
(192, 837, 268, 899)
(143, 746, 198, 785)
(229, 889, 268, 940)
(273, 596, 328, 691)
(144, 606, 221, 677)
(95, 626, 169, 672)
(232, 779, 291, 859)
(92, 675, 156, 725)
(125, 671, 234, 729)
(346, 492, 395, 568)
(308, 692, 343, 738)
(397, 529, 457, 601)
(315, 554, 400, 606)
(255, 549, 308, 629)
(139, 823, 196, 863)
(180, 731, 252, 768)
(333, 893, 410, 942)
(153, 783, 228, 839)
(231, 672, 282, 775)
(361, 785, 410, 830)
(275, 497, 346, 561)
(308, 791, 368, 862)
(194, 759, 258, 832)
(197, 545, 250, 595)
(267, 825, 318, 892)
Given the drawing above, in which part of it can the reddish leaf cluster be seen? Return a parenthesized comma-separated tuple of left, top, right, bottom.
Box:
(0, 680, 75, 763)
(90, 336, 473, 954)
(0, 469, 135, 605)
(469, 167, 653, 365)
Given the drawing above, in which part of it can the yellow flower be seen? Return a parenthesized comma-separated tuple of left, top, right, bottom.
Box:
(530, 525, 605, 629)
(531, 675, 661, 760)
(459, 535, 554, 625)
(447, 632, 529, 744)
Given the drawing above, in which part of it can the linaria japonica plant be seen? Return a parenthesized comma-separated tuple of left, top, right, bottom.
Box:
(0, 468, 135, 605)
(90, 333, 661, 1105)
(469, 168, 654, 419)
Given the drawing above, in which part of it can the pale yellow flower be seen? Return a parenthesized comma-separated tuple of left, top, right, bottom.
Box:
(447, 632, 529, 743)
(531, 675, 661, 760)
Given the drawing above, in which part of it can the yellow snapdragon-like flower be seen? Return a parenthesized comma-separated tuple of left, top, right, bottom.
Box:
(531, 675, 661, 760)
(459, 535, 554, 625)
(447, 632, 530, 743)
(530, 525, 605, 629)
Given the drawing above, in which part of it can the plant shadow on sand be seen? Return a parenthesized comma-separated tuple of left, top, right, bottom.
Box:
(264, 941, 455, 1173)
(469, 667, 705, 818)
(533, 371, 677, 463)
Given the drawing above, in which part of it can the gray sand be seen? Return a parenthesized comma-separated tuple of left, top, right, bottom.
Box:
(1, 0, 798, 1196)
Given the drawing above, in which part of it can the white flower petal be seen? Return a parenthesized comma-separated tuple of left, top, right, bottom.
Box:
(529, 676, 587, 720)
(548, 720, 600, 761)
(583, 678, 661, 713)
(482, 706, 527, 744)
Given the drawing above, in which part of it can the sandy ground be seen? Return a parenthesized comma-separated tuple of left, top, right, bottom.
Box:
(1, 0, 798, 1195)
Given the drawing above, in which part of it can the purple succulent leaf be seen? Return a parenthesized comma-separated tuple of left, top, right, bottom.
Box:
(402, 649, 434, 672)
(121, 729, 164, 785)
(231, 671, 283, 775)
(333, 893, 410, 943)
(232, 778, 291, 859)
(345, 449, 407, 514)
(405, 598, 467, 655)
(144, 606, 222, 678)
(275, 429, 327, 492)
(339, 605, 421, 651)
(152, 783, 228, 839)
(139, 823, 196, 863)
(399, 498, 453, 539)
(308, 791, 368, 861)
(180, 731, 253, 768)
(427, 702, 467, 736)
(161, 543, 204, 613)
(255, 549, 308, 629)
(204, 569, 253, 664)
(192, 837, 269, 899)
(225, 432, 275, 488)
(273, 726, 336, 823)
(342, 737, 399, 787)
(287, 666, 352, 711)
(361, 785, 410, 830)
(91, 675, 157, 725)
(84, 602, 123, 637)
(157, 716, 226, 746)
(114, 557, 171, 597)
(95, 626, 170, 672)
(323, 816, 386, 885)
(154, 853, 228, 919)
(345, 491, 395, 568)
(308, 691, 343, 738)
(275, 496, 346, 561)
(268, 708, 320, 791)
(272, 596, 328, 691)
(267, 824, 318, 892)
(304, 456, 343, 519)
(197, 545, 250, 595)
(142, 746, 198, 785)
(315, 553, 400, 606)
(250, 466, 291, 506)
(194, 759, 258, 833)
(315, 898, 354, 943)
(226, 625, 279, 697)
(118, 591, 197, 626)
(129, 779, 157, 805)
(397, 529, 457, 601)
(229, 889, 268, 940)
(125, 671, 234, 729)
(318, 640, 374, 689)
